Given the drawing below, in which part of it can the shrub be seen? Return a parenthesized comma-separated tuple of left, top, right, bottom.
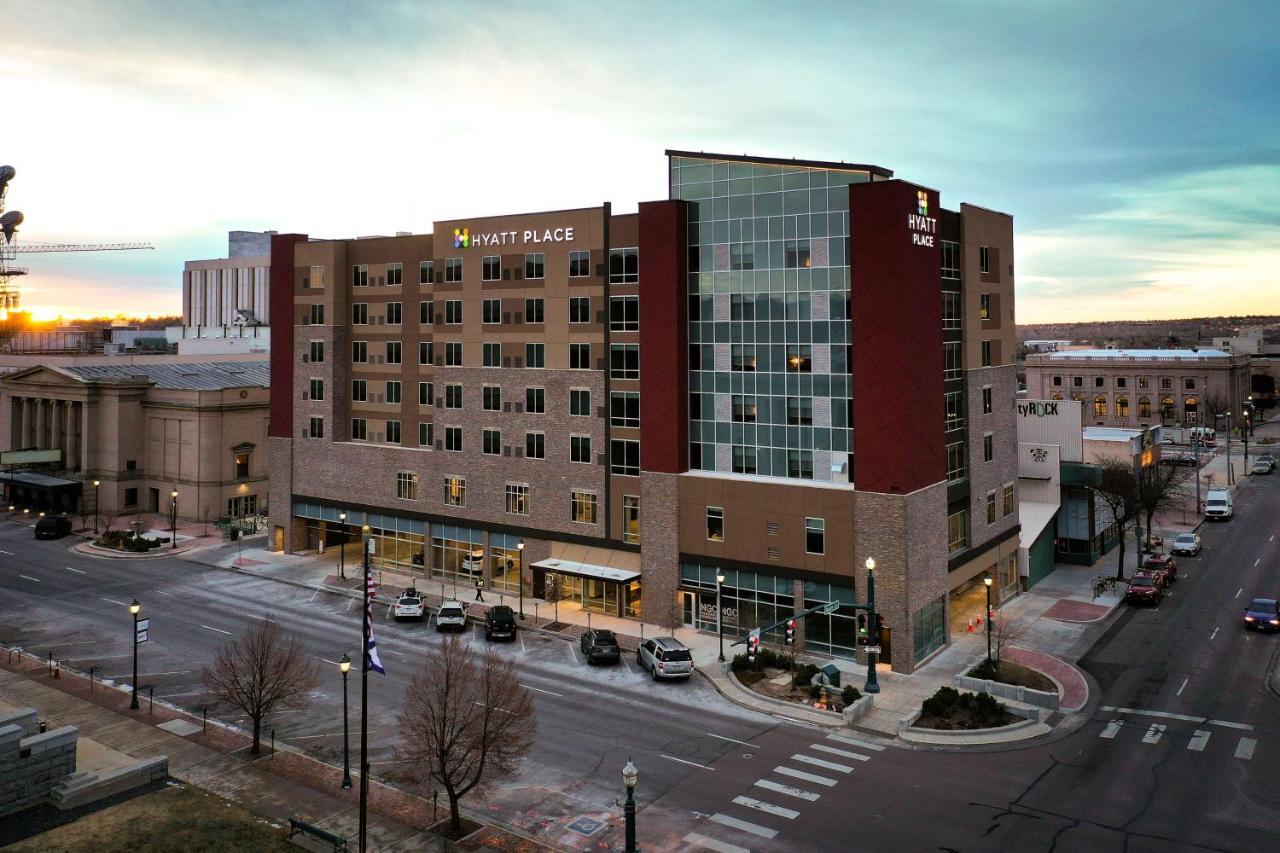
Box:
(841, 685, 862, 706)
(792, 663, 820, 688)
(968, 659, 1000, 681)
(921, 686, 961, 717)
(730, 648, 794, 673)
(808, 684, 822, 699)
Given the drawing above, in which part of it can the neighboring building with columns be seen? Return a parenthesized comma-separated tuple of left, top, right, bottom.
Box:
(0, 361, 269, 523)
(268, 150, 1018, 672)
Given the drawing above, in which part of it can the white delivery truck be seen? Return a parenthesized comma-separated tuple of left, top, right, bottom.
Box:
(1204, 487, 1233, 521)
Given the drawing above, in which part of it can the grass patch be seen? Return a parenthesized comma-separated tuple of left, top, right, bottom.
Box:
(7, 783, 294, 853)
(967, 659, 1056, 693)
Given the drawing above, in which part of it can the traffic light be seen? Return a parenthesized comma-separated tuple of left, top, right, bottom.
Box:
(784, 619, 796, 646)
(873, 613, 884, 639)
(856, 612, 869, 645)
(747, 633, 760, 663)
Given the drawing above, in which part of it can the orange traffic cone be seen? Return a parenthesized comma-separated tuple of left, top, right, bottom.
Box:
(976, 614, 983, 627)
(966, 618, 974, 632)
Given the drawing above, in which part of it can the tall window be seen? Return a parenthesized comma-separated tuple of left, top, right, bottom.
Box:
(445, 342, 462, 366)
(944, 342, 961, 379)
(1094, 395, 1107, 417)
(705, 507, 724, 541)
(419, 341, 434, 365)
(351, 418, 367, 440)
(947, 441, 967, 482)
(731, 345, 756, 372)
(505, 483, 529, 515)
(524, 253, 544, 279)
(1117, 396, 1130, 417)
(609, 247, 638, 283)
(386, 302, 402, 325)
(444, 384, 463, 409)
(352, 303, 368, 325)
(733, 395, 757, 423)
(610, 392, 640, 428)
(986, 491, 997, 524)
(386, 341, 401, 364)
(444, 426, 462, 452)
(483, 342, 501, 367)
(445, 258, 462, 283)
(309, 265, 326, 288)
(979, 293, 991, 320)
(524, 298, 544, 323)
(570, 435, 592, 463)
(610, 344, 639, 379)
(805, 518, 825, 555)
(786, 346, 812, 373)
(1138, 396, 1151, 419)
(309, 378, 324, 401)
(610, 439, 640, 476)
(235, 452, 251, 479)
(732, 445, 756, 474)
(525, 431, 545, 459)
(482, 255, 501, 281)
(570, 296, 591, 324)
(979, 246, 990, 273)
(444, 476, 466, 507)
(942, 291, 961, 329)
(941, 241, 960, 279)
(483, 429, 501, 455)
(787, 397, 813, 425)
(418, 381, 433, 406)
(308, 303, 324, 325)
(983, 433, 994, 462)
(570, 388, 591, 416)
(309, 341, 324, 363)
(1003, 483, 1015, 516)
(396, 472, 418, 500)
(353, 265, 368, 287)
(385, 420, 401, 444)
(622, 495, 640, 544)
(945, 391, 964, 430)
(525, 343, 545, 368)
(385, 380, 401, 404)
(352, 341, 367, 363)
(386, 263, 403, 286)
(482, 385, 501, 411)
(309, 416, 324, 438)
(609, 296, 639, 331)
(418, 421, 433, 447)
(525, 387, 545, 414)
(571, 491, 598, 524)
(982, 387, 993, 415)
(948, 509, 968, 553)
(482, 298, 501, 324)
(420, 300, 434, 324)
(569, 250, 591, 278)
(787, 450, 813, 480)
(419, 261, 434, 285)
(981, 340, 993, 367)
(570, 343, 591, 370)
(444, 300, 463, 324)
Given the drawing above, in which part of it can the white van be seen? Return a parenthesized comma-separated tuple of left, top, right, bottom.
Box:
(1204, 487, 1232, 520)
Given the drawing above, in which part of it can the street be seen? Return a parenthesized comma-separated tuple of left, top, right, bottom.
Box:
(2, 469, 1279, 852)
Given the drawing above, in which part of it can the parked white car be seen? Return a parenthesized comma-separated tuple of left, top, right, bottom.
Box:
(435, 600, 468, 632)
(393, 592, 425, 621)
(1170, 533, 1201, 556)
(637, 637, 694, 681)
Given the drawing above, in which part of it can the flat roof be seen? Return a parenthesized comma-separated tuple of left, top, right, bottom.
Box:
(1082, 427, 1143, 441)
(666, 149, 894, 179)
(59, 361, 270, 390)
(0, 471, 81, 488)
(1038, 348, 1232, 360)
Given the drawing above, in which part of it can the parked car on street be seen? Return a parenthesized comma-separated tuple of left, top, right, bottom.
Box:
(1142, 554, 1178, 588)
(638, 637, 694, 680)
(484, 605, 517, 641)
(1253, 458, 1273, 475)
(1170, 533, 1201, 556)
(1204, 488, 1233, 521)
(393, 591, 425, 621)
(34, 515, 72, 540)
(1243, 598, 1280, 632)
(1125, 574, 1163, 606)
(1159, 452, 1198, 467)
(1255, 453, 1275, 472)
(435, 600, 468, 632)
(580, 629, 621, 665)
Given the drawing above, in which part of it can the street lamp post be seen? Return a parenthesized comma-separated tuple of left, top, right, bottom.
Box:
(358, 524, 372, 853)
(622, 757, 638, 853)
(517, 539, 526, 620)
(715, 570, 726, 663)
(1243, 398, 1251, 468)
(129, 599, 141, 709)
(864, 558, 879, 695)
(169, 490, 178, 549)
(338, 511, 347, 580)
(92, 479, 100, 534)
(339, 653, 352, 789)
(983, 576, 994, 665)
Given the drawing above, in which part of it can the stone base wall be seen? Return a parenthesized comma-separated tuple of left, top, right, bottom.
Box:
(0, 718, 78, 819)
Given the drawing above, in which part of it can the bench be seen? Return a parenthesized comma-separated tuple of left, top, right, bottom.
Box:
(287, 818, 348, 851)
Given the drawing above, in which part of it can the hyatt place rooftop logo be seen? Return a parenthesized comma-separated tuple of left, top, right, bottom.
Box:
(917, 190, 928, 217)
(453, 228, 470, 249)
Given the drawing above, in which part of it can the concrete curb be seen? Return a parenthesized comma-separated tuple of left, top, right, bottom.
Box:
(719, 668, 846, 728)
(900, 718, 1052, 746)
(71, 540, 205, 560)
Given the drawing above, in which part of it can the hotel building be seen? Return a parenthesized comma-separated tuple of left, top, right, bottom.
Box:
(268, 151, 1018, 671)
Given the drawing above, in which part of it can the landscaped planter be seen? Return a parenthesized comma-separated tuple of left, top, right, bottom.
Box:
(900, 699, 1046, 737)
(727, 669, 845, 719)
(953, 673, 1060, 710)
(841, 694, 875, 726)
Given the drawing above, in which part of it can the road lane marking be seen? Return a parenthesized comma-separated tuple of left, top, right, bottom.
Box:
(809, 743, 870, 762)
(707, 733, 754, 746)
(201, 625, 232, 635)
(683, 832, 750, 853)
(789, 753, 853, 773)
(157, 590, 173, 596)
(754, 778, 820, 801)
(1099, 720, 1123, 739)
(1100, 707, 1204, 724)
(1142, 723, 1166, 744)
(519, 684, 563, 698)
(709, 813, 776, 840)
(1235, 737, 1257, 760)
(102, 597, 127, 606)
(31, 640, 98, 649)
(660, 754, 714, 771)
(826, 733, 886, 751)
(773, 766, 837, 787)
(64, 566, 87, 574)
(1176, 678, 1188, 697)
(0, 549, 12, 555)
(1210, 627, 1220, 640)
(19, 574, 40, 582)
(1187, 730, 1211, 751)
(732, 795, 799, 820)
(107, 670, 191, 680)
(382, 649, 404, 656)
(1255, 558, 1261, 567)
(318, 658, 341, 666)
(1236, 588, 1243, 598)
(1209, 719, 1254, 731)
(291, 730, 378, 740)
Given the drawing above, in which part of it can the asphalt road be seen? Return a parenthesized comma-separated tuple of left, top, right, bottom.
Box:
(2, 471, 1278, 852)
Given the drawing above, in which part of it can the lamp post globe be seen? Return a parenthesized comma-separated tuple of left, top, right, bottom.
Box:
(517, 539, 526, 620)
(129, 599, 141, 709)
(622, 757, 639, 853)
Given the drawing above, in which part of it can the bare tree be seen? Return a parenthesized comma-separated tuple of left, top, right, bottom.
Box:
(543, 573, 565, 625)
(201, 616, 320, 755)
(991, 616, 1027, 678)
(1199, 394, 1228, 430)
(1138, 462, 1190, 546)
(396, 637, 535, 834)
(1093, 458, 1138, 580)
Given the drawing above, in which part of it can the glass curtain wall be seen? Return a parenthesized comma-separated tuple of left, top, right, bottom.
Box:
(680, 563, 795, 644)
(490, 532, 521, 594)
(431, 523, 484, 597)
(802, 582, 858, 659)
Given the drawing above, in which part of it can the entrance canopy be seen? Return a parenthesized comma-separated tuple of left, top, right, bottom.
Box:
(532, 558, 640, 584)
(533, 542, 641, 583)
(1, 470, 83, 514)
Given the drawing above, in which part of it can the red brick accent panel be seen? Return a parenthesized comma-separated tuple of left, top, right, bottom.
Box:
(269, 233, 308, 439)
(849, 181, 945, 493)
(637, 200, 688, 474)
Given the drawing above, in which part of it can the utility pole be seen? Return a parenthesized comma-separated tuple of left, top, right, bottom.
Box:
(359, 526, 371, 852)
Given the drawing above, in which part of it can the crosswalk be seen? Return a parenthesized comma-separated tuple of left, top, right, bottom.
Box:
(1096, 717, 1258, 760)
(682, 731, 888, 852)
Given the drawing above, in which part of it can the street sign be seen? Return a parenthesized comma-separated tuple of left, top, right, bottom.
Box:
(748, 627, 761, 641)
(818, 601, 839, 615)
(136, 619, 150, 632)
(865, 645, 881, 655)
(135, 630, 149, 644)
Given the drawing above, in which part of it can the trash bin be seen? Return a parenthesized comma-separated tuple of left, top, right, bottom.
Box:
(818, 664, 841, 687)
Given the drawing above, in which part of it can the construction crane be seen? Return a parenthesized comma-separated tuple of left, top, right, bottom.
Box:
(1, 164, 154, 315)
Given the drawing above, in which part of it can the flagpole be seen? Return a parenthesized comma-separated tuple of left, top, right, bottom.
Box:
(359, 524, 370, 853)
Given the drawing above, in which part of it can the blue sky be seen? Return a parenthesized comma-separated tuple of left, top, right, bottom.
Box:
(4, 0, 1277, 322)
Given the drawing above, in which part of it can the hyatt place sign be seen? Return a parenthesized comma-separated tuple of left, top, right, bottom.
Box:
(453, 226, 576, 249)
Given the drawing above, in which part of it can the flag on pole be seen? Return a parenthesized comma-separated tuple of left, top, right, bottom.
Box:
(365, 566, 385, 675)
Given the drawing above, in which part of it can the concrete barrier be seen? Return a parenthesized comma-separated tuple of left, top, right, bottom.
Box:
(953, 674, 1060, 710)
(842, 695, 875, 727)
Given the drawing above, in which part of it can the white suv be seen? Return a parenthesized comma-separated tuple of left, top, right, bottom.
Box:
(638, 637, 694, 681)
(435, 600, 468, 632)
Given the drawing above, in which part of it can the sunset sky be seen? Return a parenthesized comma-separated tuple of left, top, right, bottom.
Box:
(4, 1, 1277, 324)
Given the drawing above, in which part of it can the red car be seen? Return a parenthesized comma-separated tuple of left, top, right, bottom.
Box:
(1126, 573, 1163, 605)
(1142, 554, 1178, 589)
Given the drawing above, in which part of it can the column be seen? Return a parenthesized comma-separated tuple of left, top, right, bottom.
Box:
(80, 401, 90, 473)
(23, 397, 35, 447)
(34, 399, 46, 450)
(50, 401, 63, 453)
(66, 402, 80, 472)
(12, 396, 23, 449)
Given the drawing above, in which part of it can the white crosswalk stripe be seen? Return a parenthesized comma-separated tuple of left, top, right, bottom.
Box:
(1142, 723, 1166, 744)
(1235, 737, 1257, 760)
(809, 743, 870, 762)
(790, 753, 854, 773)
(827, 732, 886, 751)
(773, 766, 838, 787)
(753, 778, 820, 802)
(1099, 719, 1123, 739)
(710, 813, 778, 839)
(1187, 730, 1211, 751)
(682, 832, 750, 853)
(732, 795, 800, 820)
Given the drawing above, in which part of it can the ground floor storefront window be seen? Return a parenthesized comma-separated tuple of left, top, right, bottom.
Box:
(913, 595, 946, 664)
(680, 564, 794, 645)
(489, 532, 521, 594)
(802, 582, 858, 659)
(432, 523, 484, 595)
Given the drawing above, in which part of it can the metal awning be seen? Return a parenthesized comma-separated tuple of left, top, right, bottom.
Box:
(531, 558, 640, 584)
(0, 471, 82, 489)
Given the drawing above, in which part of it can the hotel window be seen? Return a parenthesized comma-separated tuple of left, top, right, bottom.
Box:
(1160, 377, 1172, 390)
(570, 343, 591, 370)
(524, 253, 544, 279)
(986, 491, 997, 524)
(309, 341, 324, 363)
(571, 491, 598, 524)
(570, 388, 591, 416)
(1138, 377, 1149, 389)
(444, 384, 463, 409)
(308, 303, 324, 324)
(732, 445, 756, 474)
(732, 395, 757, 423)
(309, 416, 324, 438)
(235, 451, 251, 479)
(482, 255, 501, 282)
(445, 342, 462, 366)
(482, 298, 501, 324)
(787, 397, 813, 425)
(941, 240, 960, 279)
(1094, 376, 1105, 388)
(444, 426, 462, 452)
(945, 391, 964, 430)
(1052, 375, 1062, 387)
(983, 433, 994, 462)
(946, 441, 966, 482)
(525, 342, 545, 368)
(730, 243, 754, 271)
(386, 302, 402, 325)
(982, 387, 993, 415)
(386, 341, 402, 364)
(525, 431, 545, 459)
(524, 298, 544, 323)
(1093, 395, 1107, 417)
(609, 247, 639, 283)
(419, 381, 433, 405)
(444, 300, 463, 324)
(942, 291, 961, 329)
(419, 300, 434, 324)
(419, 341, 434, 365)
(351, 418, 367, 440)
(981, 340, 993, 367)
(444, 476, 466, 507)
(386, 420, 401, 444)
(419, 261, 434, 285)
(610, 296, 639, 331)
(570, 296, 591, 324)
(505, 483, 530, 515)
(730, 294, 756, 321)
(805, 517, 825, 555)
(386, 262, 403, 286)
(731, 344, 756, 372)
(948, 509, 968, 553)
(385, 380, 401, 404)
(622, 495, 640, 544)
(787, 450, 814, 480)
(979, 293, 991, 321)
(309, 265, 326, 288)
(352, 303, 368, 325)
(784, 239, 812, 268)
(352, 341, 368, 363)
(610, 392, 639, 427)
(611, 439, 640, 476)
(445, 258, 463, 283)
(396, 471, 418, 500)
(483, 342, 501, 367)
(418, 421, 433, 447)
(309, 378, 324, 401)
(570, 435, 592, 463)
(706, 507, 724, 541)
(483, 385, 501, 411)
(525, 387, 545, 414)
(979, 246, 990, 274)
(483, 429, 501, 455)
(786, 346, 812, 373)
(353, 265, 368, 287)
(1003, 483, 1015, 516)
(944, 342, 961, 379)
(610, 344, 639, 379)
(569, 250, 591, 278)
